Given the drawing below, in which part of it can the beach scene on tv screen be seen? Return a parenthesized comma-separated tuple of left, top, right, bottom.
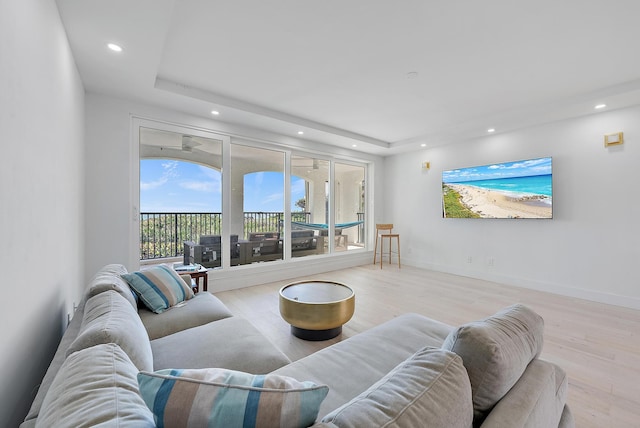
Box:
(442, 157, 552, 219)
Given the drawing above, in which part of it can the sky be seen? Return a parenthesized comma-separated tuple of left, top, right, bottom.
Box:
(140, 159, 305, 213)
(442, 157, 552, 183)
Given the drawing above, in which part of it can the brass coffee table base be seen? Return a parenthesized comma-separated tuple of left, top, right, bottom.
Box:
(279, 280, 355, 342)
(291, 325, 343, 341)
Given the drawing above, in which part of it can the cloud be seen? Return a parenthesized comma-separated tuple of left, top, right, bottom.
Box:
(262, 192, 283, 205)
(178, 166, 221, 193)
(199, 165, 220, 180)
(140, 177, 167, 190)
(291, 178, 306, 195)
(140, 161, 178, 190)
(180, 180, 219, 192)
(254, 171, 264, 186)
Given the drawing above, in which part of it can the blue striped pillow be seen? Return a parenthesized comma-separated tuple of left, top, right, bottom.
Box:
(122, 265, 194, 313)
(137, 368, 329, 428)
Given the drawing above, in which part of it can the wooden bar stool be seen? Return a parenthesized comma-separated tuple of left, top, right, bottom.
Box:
(373, 224, 400, 268)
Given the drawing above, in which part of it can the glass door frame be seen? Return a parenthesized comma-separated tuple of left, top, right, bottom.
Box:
(131, 117, 231, 270)
(131, 117, 370, 270)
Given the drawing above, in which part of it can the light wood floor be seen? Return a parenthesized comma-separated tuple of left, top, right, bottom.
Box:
(215, 264, 640, 428)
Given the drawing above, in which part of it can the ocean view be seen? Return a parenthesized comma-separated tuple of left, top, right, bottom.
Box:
(449, 174, 552, 199)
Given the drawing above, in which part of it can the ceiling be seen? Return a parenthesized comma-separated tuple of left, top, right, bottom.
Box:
(56, 0, 640, 156)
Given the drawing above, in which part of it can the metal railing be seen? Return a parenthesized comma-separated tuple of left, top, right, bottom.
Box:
(140, 211, 311, 260)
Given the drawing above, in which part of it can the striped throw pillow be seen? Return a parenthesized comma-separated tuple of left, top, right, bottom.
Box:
(137, 368, 329, 428)
(122, 265, 194, 313)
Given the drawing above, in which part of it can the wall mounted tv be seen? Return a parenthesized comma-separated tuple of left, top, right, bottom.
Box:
(442, 157, 552, 219)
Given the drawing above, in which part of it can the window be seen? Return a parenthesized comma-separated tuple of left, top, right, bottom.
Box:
(135, 120, 367, 270)
(290, 156, 329, 258)
(138, 126, 224, 265)
(334, 162, 366, 252)
(230, 144, 284, 265)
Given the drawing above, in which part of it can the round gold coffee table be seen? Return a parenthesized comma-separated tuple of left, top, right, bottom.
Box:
(279, 280, 355, 341)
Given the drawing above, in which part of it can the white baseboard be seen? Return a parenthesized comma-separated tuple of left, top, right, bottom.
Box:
(208, 251, 373, 293)
(403, 256, 640, 311)
(207, 252, 640, 311)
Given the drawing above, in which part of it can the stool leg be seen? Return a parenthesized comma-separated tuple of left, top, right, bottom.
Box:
(397, 236, 401, 268)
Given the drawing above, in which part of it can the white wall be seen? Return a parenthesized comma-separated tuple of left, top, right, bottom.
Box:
(85, 94, 384, 290)
(0, 1, 85, 426)
(386, 105, 640, 309)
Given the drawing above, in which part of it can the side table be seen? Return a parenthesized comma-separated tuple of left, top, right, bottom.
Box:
(186, 267, 209, 293)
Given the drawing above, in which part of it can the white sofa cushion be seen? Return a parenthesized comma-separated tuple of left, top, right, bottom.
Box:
(150, 316, 291, 374)
(67, 290, 153, 372)
(85, 263, 138, 310)
(320, 347, 473, 428)
(272, 313, 453, 418)
(139, 292, 233, 340)
(35, 343, 154, 428)
(442, 303, 544, 425)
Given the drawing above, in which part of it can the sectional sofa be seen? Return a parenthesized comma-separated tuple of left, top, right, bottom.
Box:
(21, 263, 574, 427)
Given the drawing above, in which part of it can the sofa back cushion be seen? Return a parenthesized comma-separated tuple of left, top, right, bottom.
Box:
(137, 368, 329, 428)
(35, 343, 155, 428)
(442, 304, 544, 426)
(67, 290, 153, 372)
(321, 347, 473, 428)
(122, 265, 194, 313)
(86, 263, 138, 310)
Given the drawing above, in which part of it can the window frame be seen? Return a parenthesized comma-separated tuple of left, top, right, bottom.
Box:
(132, 117, 369, 271)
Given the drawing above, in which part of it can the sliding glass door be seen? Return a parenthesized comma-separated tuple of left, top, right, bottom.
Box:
(135, 120, 368, 269)
(290, 155, 330, 258)
(230, 144, 284, 266)
(334, 162, 366, 252)
(138, 126, 224, 265)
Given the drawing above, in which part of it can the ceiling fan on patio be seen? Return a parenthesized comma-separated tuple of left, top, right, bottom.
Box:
(181, 135, 201, 152)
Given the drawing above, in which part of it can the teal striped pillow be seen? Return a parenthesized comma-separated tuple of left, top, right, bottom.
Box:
(122, 265, 194, 313)
(137, 368, 329, 428)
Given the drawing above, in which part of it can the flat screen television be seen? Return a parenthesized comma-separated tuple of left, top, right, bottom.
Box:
(442, 157, 552, 219)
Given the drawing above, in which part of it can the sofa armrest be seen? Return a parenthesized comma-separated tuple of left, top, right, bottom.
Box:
(22, 299, 86, 424)
(480, 359, 569, 428)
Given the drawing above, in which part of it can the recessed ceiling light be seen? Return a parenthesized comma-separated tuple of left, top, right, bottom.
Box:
(107, 43, 122, 52)
(595, 104, 607, 109)
(420, 143, 427, 147)
(297, 131, 304, 135)
(211, 110, 219, 115)
(352, 144, 357, 148)
(487, 128, 495, 133)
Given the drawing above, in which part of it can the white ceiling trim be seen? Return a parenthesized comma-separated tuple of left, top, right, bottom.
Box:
(154, 77, 391, 149)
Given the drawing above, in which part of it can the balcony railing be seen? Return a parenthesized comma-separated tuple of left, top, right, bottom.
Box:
(140, 211, 366, 260)
(140, 211, 311, 260)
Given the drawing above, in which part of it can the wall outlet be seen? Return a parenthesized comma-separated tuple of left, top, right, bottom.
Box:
(466, 255, 473, 263)
(487, 257, 495, 267)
